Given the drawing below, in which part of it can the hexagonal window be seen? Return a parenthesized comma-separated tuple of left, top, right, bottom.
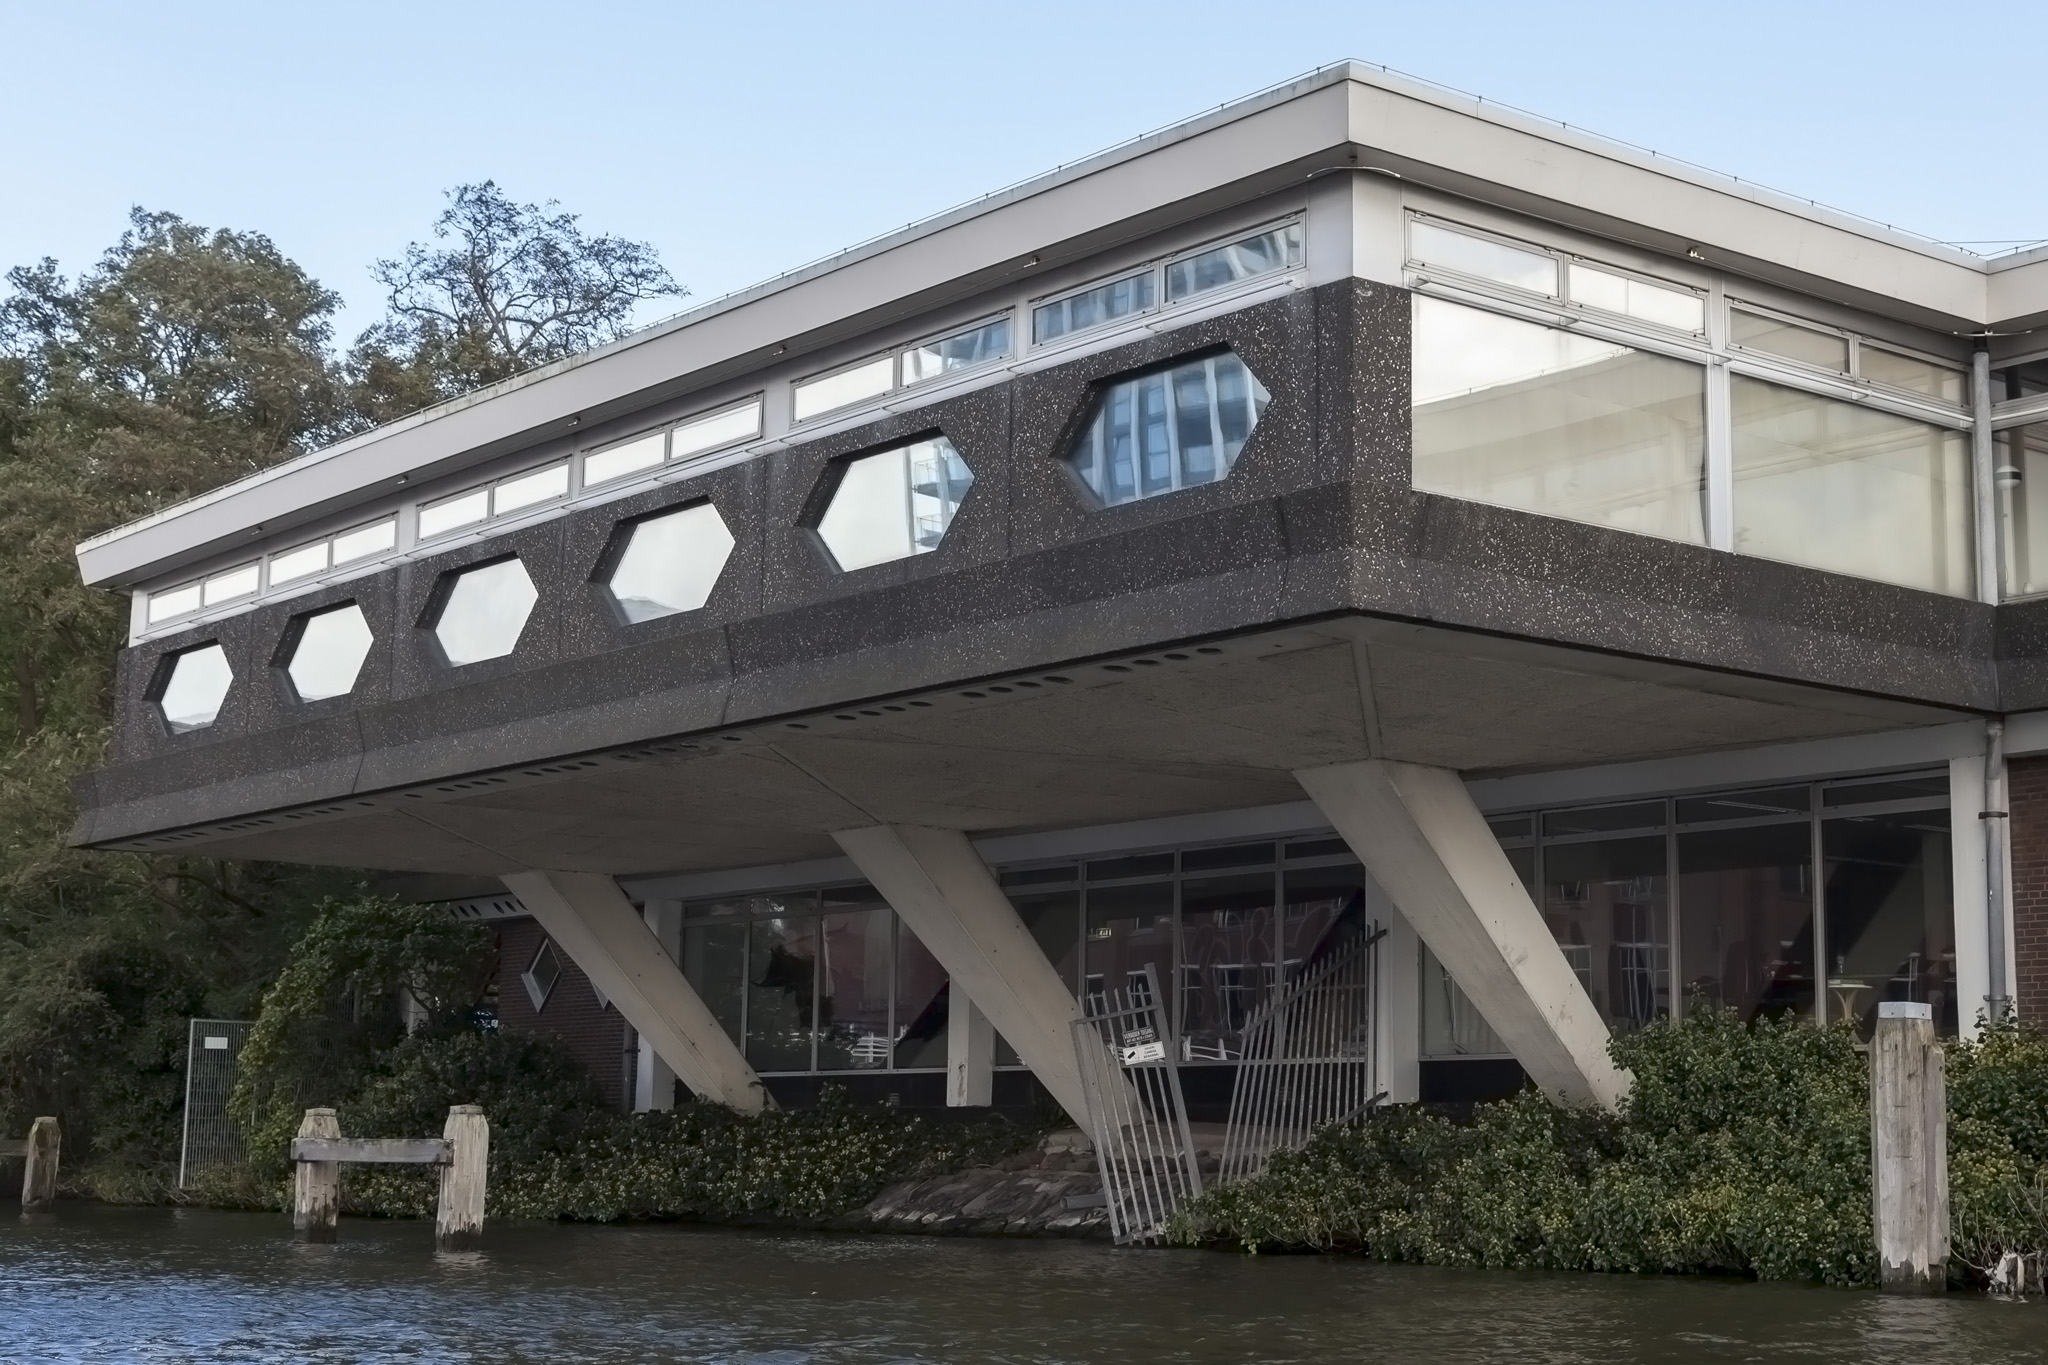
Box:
(603, 503, 735, 623)
(285, 603, 374, 701)
(815, 436, 972, 572)
(156, 643, 233, 732)
(1066, 350, 1270, 506)
(431, 557, 537, 666)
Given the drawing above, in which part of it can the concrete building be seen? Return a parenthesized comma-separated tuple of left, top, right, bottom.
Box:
(70, 65, 2048, 1119)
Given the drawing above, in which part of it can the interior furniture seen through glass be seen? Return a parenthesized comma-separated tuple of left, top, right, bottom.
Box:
(156, 642, 234, 732)
(1410, 295, 1707, 543)
(432, 557, 539, 666)
(285, 603, 374, 702)
(1730, 375, 1971, 596)
(815, 437, 973, 572)
(1067, 351, 1270, 507)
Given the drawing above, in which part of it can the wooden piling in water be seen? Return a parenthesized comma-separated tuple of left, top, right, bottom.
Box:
(21, 1117, 60, 1214)
(1871, 1002, 1948, 1293)
(293, 1108, 342, 1243)
(435, 1105, 488, 1251)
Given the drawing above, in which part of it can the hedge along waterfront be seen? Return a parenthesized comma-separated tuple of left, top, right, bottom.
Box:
(1168, 1010, 2048, 1287)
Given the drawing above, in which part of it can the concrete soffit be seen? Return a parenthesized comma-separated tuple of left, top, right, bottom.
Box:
(74, 62, 2023, 591)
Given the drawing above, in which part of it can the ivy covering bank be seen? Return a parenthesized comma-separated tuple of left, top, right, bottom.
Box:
(1168, 1010, 2048, 1288)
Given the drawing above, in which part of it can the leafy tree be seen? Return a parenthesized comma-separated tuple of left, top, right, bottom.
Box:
(346, 181, 683, 424)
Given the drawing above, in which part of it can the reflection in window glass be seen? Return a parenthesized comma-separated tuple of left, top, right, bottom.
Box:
(1410, 221, 1556, 295)
(1281, 865, 1364, 977)
(746, 910, 818, 1072)
(418, 488, 489, 539)
(1178, 873, 1275, 1062)
(1084, 881, 1173, 1018)
(1166, 223, 1303, 301)
(1067, 352, 1270, 507)
(605, 504, 735, 623)
(1422, 942, 1510, 1056)
(1731, 310, 1849, 372)
(1731, 376, 1972, 595)
(1411, 296, 1707, 542)
(1544, 835, 1669, 1029)
(1996, 423, 2048, 596)
(158, 643, 233, 732)
(995, 889, 1081, 1069)
(682, 909, 747, 1048)
(1566, 263, 1704, 332)
(894, 916, 949, 1070)
(1822, 807, 1956, 1039)
(286, 604, 374, 702)
(901, 318, 1009, 384)
(815, 437, 973, 571)
(793, 355, 894, 421)
(1677, 823, 1815, 1021)
(521, 940, 562, 1011)
(1860, 347, 1965, 404)
(1034, 272, 1156, 343)
(432, 558, 538, 666)
(816, 889, 892, 1071)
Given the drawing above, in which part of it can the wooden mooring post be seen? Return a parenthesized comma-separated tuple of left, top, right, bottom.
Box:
(289, 1105, 489, 1250)
(6, 1117, 62, 1213)
(1871, 1001, 1948, 1294)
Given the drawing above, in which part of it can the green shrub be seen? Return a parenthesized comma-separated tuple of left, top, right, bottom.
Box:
(1173, 1010, 2048, 1287)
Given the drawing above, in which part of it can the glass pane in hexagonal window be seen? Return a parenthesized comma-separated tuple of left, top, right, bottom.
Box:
(287, 604, 374, 701)
(816, 436, 972, 572)
(1066, 351, 1270, 507)
(433, 558, 538, 666)
(606, 504, 736, 623)
(159, 643, 233, 732)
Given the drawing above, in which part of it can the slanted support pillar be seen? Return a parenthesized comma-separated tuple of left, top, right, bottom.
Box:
(1296, 760, 1630, 1110)
(503, 871, 769, 1113)
(1872, 1001, 1949, 1293)
(948, 993, 994, 1108)
(834, 825, 1089, 1124)
(634, 902, 681, 1112)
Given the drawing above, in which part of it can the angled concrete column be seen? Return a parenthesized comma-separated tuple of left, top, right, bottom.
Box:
(634, 902, 681, 1111)
(1296, 761, 1631, 1110)
(503, 871, 769, 1113)
(834, 826, 1089, 1124)
(948, 993, 994, 1107)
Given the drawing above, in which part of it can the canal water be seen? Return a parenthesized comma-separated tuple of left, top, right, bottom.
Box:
(1, 1205, 2041, 1363)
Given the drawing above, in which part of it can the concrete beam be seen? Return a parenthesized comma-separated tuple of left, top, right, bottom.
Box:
(634, 901, 682, 1111)
(1296, 760, 1631, 1109)
(834, 825, 1089, 1124)
(503, 870, 768, 1113)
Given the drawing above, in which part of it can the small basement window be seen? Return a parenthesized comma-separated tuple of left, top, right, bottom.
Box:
(522, 940, 563, 1012)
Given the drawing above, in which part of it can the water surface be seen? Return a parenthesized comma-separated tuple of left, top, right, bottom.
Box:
(0, 1205, 2040, 1363)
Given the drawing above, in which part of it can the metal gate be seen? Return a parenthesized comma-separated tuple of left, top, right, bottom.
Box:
(1219, 923, 1386, 1183)
(1071, 964, 1203, 1244)
(179, 1019, 253, 1187)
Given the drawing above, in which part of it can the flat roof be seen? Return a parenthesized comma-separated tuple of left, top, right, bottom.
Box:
(75, 60, 2048, 590)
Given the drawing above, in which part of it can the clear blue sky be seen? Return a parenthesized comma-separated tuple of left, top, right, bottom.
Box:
(4, 1, 2043, 343)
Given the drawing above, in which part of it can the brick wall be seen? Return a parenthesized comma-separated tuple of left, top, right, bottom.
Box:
(493, 917, 633, 1109)
(2007, 756, 2048, 1023)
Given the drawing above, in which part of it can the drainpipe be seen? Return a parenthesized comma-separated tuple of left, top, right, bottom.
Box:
(1984, 718, 2012, 1025)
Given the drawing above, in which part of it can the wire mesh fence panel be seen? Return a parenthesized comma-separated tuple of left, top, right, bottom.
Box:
(179, 1019, 254, 1187)
(1219, 923, 1385, 1184)
(1071, 963, 1203, 1245)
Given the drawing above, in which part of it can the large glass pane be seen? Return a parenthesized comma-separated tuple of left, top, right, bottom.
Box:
(1084, 881, 1173, 1015)
(491, 462, 568, 515)
(793, 354, 894, 421)
(1177, 872, 1274, 1062)
(681, 905, 748, 1047)
(994, 889, 1081, 1069)
(584, 431, 666, 487)
(901, 317, 1009, 384)
(1823, 807, 1957, 1038)
(1544, 835, 1669, 1029)
(893, 919, 948, 1070)
(1280, 863, 1366, 976)
(815, 437, 973, 570)
(1409, 221, 1555, 295)
(816, 888, 892, 1071)
(1066, 352, 1270, 507)
(331, 518, 396, 565)
(157, 643, 233, 732)
(1566, 263, 1704, 333)
(1421, 942, 1510, 1056)
(604, 504, 736, 622)
(1165, 223, 1302, 301)
(1731, 310, 1848, 371)
(1860, 346, 1965, 404)
(432, 558, 538, 666)
(745, 901, 818, 1072)
(1997, 423, 2048, 597)
(285, 604, 374, 702)
(1034, 272, 1155, 343)
(1677, 822, 1815, 1021)
(1411, 296, 1707, 543)
(1731, 376, 1972, 595)
(418, 487, 489, 539)
(671, 400, 762, 462)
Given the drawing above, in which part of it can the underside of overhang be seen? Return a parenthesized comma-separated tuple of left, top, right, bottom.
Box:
(104, 615, 1964, 878)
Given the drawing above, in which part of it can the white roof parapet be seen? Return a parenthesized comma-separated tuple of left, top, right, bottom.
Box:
(74, 60, 2037, 591)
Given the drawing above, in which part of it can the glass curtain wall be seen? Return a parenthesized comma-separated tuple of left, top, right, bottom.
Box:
(1445, 772, 1957, 1050)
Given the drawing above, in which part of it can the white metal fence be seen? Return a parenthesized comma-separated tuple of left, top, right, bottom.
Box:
(179, 1019, 253, 1187)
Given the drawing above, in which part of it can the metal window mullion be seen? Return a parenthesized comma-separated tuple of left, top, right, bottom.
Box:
(1666, 799, 1681, 1020)
(1973, 348, 2000, 603)
(1811, 783, 1829, 1027)
(1706, 356, 1735, 551)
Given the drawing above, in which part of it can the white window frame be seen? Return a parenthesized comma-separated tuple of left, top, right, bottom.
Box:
(792, 313, 1014, 423)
